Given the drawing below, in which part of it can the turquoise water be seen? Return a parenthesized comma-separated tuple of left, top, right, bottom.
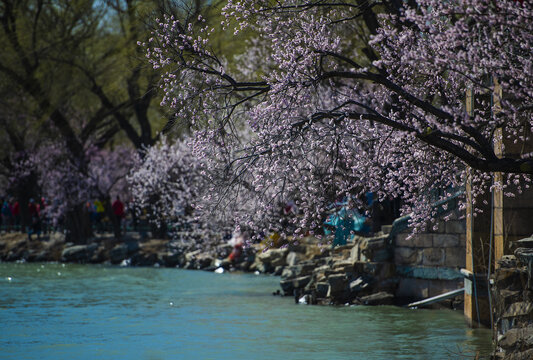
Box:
(0, 263, 492, 359)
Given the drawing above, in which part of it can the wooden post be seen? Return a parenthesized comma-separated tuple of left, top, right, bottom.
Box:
(464, 89, 478, 327)
(465, 163, 476, 327)
(464, 88, 492, 327)
(492, 79, 504, 268)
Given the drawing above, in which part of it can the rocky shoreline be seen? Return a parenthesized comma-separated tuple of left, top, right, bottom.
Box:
(0, 232, 232, 268)
(0, 231, 442, 308)
(491, 239, 533, 360)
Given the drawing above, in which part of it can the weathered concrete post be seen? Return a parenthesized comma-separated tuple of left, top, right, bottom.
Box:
(492, 83, 504, 269)
(465, 170, 492, 327)
(464, 88, 497, 327)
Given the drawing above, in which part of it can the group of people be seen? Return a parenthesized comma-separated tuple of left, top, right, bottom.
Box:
(1, 198, 20, 231)
(0, 194, 131, 239)
(86, 196, 127, 236)
(0, 197, 46, 240)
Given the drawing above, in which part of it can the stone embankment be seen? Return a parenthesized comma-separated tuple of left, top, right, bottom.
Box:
(0, 227, 454, 308)
(255, 235, 398, 306)
(492, 237, 533, 360)
(0, 232, 233, 269)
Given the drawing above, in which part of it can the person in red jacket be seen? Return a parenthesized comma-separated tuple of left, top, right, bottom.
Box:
(12, 200, 20, 230)
(28, 198, 41, 240)
(112, 196, 125, 238)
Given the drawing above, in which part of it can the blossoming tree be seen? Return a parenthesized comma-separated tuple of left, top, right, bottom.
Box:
(128, 137, 205, 232)
(34, 141, 139, 242)
(145, 0, 533, 236)
(129, 135, 267, 246)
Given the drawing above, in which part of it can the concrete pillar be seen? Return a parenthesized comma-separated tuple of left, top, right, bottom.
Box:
(492, 83, 504, 268)
(465, 170, 492, 327)
(464, 88, 494, 327)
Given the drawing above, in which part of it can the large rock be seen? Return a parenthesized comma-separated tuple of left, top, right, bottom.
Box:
(516, 248, 533, 290)
(281, 263, 316, 280)
(292, 275, 312, 289)
(32, 250, 50, 262)
(499, 255, 518, 269)
(257, 248, 288, 268)
(280, 279, 294, 296)
(161, 251, 183, 267)
(359, 292, 394, 306)
(494, 268, 528, 292)
(235, 259, 253, 272)
(332, 260, 355, 274)
(350, 242, 364, 262)
(195, 254, 214, 269)
(89, 245, 106, 263)
(274, 266, 284, 276)
(327, 274, 347, 295)
(109, 242, 139, 264)
(130, 252, 158, 266)
(185, 250, 202, 262)
(499, 325, 533, 350)
(286, 251, 304, 266)
(183, 249, 202, 268)
(49, 232, 66, 244)
(61, 243, 98, 263)
(503, 302, 533, 320)
(287, 242, 307, 254)
(360, 235, 392, 262)
(252, 261, 272, 274)
(312, 265, 330, 283)
(354, 261, 395, 280)
(349, 276, 371, 294)
(504, 349, 533, 360)
(316, 282, 329, 298)
(109, 244, 128, 264)
(313, 265, 331, 275)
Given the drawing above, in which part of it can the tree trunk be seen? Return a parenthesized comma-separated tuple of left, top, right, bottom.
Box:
(64, 203, 92, 244)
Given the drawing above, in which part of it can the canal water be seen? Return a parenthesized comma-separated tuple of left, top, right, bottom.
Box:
(1, 263, 492, 359)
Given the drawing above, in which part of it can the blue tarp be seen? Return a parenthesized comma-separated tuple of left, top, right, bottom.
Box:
(324, 206, 369, 247)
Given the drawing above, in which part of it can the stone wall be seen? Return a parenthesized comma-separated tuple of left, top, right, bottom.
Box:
(393, 209, 466, 301)
(492, 246, 533, 360)
(498, 130, 533, 249)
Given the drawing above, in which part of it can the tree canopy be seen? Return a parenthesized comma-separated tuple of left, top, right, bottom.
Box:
(143, 0, 533, 236)
(0, 0, 222, 241)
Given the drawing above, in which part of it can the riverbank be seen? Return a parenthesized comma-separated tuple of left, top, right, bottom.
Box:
(0, 231, 460, 308)
(0, 232, 223, 268)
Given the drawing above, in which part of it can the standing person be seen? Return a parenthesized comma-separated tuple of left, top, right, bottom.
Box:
(0, 198, 3, 231)
(87, 200, 97, 230)
(94, 199, 105, 233)
(12, 200, 20, 231)
(39, 197, 48, 234)
(139, 208, 148, 239)
(28, 198, 41, 240)
(129, 201, 138, 232)
(228, 231, 245, 263)
(112, 196, 125, 238)
(2, 199, 13, 232)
